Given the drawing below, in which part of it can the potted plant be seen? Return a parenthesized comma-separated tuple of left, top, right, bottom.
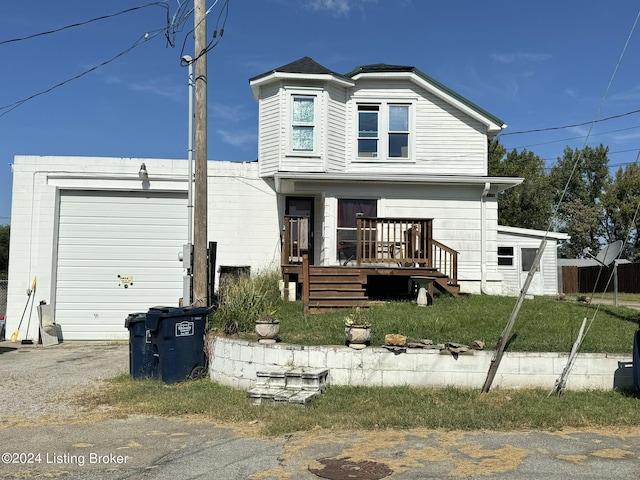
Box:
(255, 308, 280, 344)
(344, 307, 371, 349)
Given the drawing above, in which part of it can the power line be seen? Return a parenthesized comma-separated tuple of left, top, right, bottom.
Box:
(506, 124, 640, 151)
(0, 2, 170, 46)
(0, 29, 165, 118)
(499, 108, 640, 137)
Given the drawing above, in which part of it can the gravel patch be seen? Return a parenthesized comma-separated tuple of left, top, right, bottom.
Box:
(0, 341, 128, 422)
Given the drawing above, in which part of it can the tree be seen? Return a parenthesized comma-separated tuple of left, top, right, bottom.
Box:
(488, 140, 554, 230)
(602, 163, 640, 261)
(0, 224, 9, 279)
(549, 145, 611, 258)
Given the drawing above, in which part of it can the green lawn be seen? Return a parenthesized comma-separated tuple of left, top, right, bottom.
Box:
(244, 294, 640, 354)
(83, 294, 640, 436)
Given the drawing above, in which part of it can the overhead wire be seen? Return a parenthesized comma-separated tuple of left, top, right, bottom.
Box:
(0, 0, 208, 118)
(0, 29, 166, 118)
(499, 108, 640, 137)
(0, 2, 170, 46)
(179, 0, 229, 63)
(548, 7, 640, 396)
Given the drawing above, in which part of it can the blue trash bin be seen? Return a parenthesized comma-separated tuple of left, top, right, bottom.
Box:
(125, 312, 156, 379)
(145, 306, 210, 384)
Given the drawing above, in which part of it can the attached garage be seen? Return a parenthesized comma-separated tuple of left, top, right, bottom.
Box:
(54, 190, 188, 340)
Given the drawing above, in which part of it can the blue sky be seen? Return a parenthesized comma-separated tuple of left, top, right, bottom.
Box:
(1, 0, 640, 225)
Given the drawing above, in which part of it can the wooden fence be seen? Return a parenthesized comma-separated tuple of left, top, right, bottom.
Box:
(561, 263, 640, 293)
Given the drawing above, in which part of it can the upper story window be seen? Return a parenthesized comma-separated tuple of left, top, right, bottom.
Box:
(358, 105, 379, 158)
(388, 105, 409, 158)
(291, 95, 315, 152)
(357, 102, 411, 160)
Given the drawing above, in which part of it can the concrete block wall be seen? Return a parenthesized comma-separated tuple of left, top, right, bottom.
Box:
(208, 336, 635, 391)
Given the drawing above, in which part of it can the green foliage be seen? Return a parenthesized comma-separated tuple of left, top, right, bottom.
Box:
(488, 142, 554, 230)
(344, 307, 370, 327)
(0, 224, 9, 278)
(209, 270, 282, 334)
(549, 145, 611, 258)
(602, 163, 640, 261)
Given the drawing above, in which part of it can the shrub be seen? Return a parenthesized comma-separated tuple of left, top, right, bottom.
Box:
(210, 270, 282, 334)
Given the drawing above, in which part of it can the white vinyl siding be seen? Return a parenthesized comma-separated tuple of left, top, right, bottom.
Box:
(55, 190, 187, 340)
(347, 81, 487, 175)
(257, 84, 281, 177)
(497, 229, 562, 296)
(326, 84, 347, 172)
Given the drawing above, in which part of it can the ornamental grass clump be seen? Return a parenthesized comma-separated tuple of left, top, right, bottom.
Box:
(210, 270, 282, 335)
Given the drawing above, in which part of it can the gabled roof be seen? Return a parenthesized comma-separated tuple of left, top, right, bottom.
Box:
(346, 63, 506, 131)
(249, 57, 506, 133)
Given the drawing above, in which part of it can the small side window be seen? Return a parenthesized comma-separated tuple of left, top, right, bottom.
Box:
(497, 246, 514, 266)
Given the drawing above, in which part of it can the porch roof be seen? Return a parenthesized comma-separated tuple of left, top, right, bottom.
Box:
(273, 172, 523, 194)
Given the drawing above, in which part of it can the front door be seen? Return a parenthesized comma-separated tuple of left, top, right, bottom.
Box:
(285, 197, 314, 264)
(520, 247, 544, 295)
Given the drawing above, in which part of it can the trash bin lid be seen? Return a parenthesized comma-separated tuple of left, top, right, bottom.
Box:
(124, 312, 147, 328)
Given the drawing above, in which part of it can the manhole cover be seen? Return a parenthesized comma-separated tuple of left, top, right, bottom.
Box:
(309, 457, 393, 480)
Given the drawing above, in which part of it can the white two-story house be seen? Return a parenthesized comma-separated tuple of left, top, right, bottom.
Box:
(5, 57, 567, 340)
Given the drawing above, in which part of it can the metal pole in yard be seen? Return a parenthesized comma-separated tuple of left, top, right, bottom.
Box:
(481, 240, 547, 393)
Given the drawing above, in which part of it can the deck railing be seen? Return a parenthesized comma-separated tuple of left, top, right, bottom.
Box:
(283, 215, 458, 283)
(282, 216, 309, 264)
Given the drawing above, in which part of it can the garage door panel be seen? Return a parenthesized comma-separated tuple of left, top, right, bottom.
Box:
(55, 190, 188, 340)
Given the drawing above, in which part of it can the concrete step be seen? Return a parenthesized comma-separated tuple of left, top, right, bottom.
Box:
(248, 367, 329, 405)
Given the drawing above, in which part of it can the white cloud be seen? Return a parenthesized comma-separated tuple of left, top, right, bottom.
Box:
(491, 52, 552, 64)
(211, 102, 253, 123)
(128, 78, 182, 101)
(304, 0, 376, 16)
(217, 129, 257, 148)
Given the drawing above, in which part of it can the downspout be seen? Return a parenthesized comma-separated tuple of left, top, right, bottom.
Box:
(481, 182, 490, 294)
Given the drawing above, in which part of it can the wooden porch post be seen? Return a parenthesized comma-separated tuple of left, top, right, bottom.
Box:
(302, 253, 310, 316)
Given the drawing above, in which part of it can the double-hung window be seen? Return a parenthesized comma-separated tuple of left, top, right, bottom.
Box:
(388, 105, 409, 158)
(358, 105, 379, 158)
(357, 102, 411, 160)
(291, 95, 315, 152)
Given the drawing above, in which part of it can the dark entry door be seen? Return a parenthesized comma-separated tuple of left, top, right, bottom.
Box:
(285, 197, 314, 264)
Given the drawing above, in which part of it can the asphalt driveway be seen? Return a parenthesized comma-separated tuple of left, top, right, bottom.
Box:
(1, 341, 640, 479)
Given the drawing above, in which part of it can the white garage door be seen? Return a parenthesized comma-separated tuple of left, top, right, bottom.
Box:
(55, 190, 188, 340)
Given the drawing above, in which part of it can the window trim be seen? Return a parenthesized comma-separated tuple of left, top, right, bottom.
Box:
(286, 89, 322, 156)
(497, 246, 514, 267)
(353, 99, 414, 162)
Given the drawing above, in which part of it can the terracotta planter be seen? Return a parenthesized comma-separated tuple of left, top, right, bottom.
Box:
(345, 325, 371, 349)
(255, 320, 280, 344)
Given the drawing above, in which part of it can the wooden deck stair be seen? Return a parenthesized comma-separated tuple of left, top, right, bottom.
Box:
(302, 265, 459, 313)
(307, 267, 369, 313)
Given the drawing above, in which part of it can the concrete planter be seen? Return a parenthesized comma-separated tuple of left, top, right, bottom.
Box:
(255, 320, 280, 344)
(345, 325, 371, 349)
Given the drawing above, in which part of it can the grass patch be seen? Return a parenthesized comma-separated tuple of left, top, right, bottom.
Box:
(258, 295, 640, 354)
(82, 376, 640, 437)
(118, 273, 640, 436)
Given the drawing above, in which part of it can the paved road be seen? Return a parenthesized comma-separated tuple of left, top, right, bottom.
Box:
(1, 341, 640, 479)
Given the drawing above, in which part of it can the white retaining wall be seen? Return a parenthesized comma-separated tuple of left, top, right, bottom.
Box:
(208, 336, 634, 391)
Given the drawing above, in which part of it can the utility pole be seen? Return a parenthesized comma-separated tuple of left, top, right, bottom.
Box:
(192, 0, 208, 306)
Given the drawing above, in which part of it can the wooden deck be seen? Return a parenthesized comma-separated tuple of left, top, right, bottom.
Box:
(282, 215, 460, 313)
